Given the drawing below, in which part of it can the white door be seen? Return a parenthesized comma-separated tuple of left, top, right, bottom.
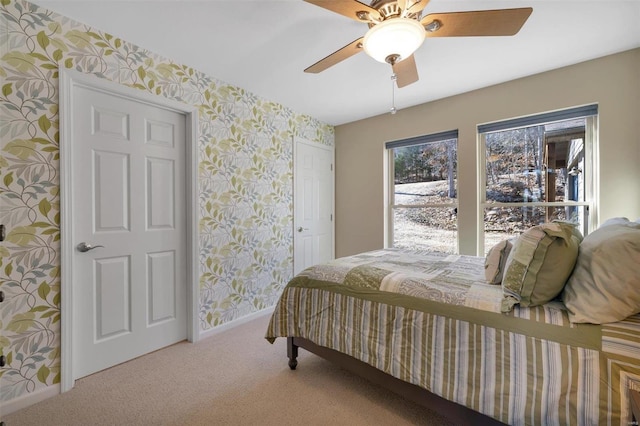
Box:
(294, 139, 334, 275)
(71, 85, 187, 379)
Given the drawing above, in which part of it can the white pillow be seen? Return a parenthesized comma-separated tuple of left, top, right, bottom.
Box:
(562, 219, 640, 323)
(600, 217, 631, 228)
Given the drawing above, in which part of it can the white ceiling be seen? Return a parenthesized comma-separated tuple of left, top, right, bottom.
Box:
(30, 0, 640, 125)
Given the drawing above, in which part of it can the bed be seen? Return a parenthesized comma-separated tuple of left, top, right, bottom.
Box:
(265, 219, 640, 425)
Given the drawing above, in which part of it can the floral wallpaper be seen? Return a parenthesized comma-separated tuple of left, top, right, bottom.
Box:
(0, 0, 333, 403)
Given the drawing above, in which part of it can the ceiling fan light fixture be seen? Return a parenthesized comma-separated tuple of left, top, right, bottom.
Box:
(363, 17, 426, 63)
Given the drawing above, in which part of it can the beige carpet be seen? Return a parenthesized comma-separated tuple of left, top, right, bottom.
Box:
(4, 313, 454, 426)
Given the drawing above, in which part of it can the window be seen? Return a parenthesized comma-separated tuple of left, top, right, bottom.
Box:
(478, 105, 598, 254)
(385, 130, 458, 253)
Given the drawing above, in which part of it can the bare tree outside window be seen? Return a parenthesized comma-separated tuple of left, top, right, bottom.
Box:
(482, 118, 591, 253)
(390, 138, 458, 253)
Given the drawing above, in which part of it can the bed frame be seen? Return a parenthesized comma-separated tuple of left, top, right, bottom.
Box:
(287, 337, 505, 426)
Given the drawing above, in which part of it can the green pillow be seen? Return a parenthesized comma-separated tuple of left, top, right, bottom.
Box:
(501, 222, 581, 312)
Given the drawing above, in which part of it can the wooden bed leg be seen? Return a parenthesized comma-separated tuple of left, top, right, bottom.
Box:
(287, 337, 298, 370)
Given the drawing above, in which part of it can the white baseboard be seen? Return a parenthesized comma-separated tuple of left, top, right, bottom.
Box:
(198, 306, 275, 341)
(0, 384, 60, 416)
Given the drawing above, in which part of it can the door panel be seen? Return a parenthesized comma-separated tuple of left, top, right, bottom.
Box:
(146, 157, 175, 229)
(303, 178, 314, 220)
(147, 250, 176, 323)
(95, 256, 131, 339)
(94, 151, 130, 232)
(145, 119, 175, 147)
(93, 107, 129, 139)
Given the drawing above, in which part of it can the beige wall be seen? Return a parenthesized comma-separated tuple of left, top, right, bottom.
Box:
(335, 48, 640, 257)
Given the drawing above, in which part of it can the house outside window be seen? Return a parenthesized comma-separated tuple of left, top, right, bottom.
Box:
(478, 105, 598, 254)
(385, 130, 458, 253)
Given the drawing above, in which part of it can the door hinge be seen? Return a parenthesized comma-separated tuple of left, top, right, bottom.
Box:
(330, 214, 333, 221)
(331, 164, 333, 171)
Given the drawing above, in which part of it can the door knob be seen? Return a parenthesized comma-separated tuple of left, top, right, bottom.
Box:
(297, 227, 309, 232)
(77, 242, 105, 253)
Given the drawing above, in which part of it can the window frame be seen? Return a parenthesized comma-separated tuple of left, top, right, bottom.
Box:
(476, 105, 599, 254)
(384, 130, 459, 252)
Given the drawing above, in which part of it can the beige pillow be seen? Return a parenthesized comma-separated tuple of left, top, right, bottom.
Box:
(562, 220, 640, 323)
(484, 239, 513, 284)
(501, 222, 581, 312)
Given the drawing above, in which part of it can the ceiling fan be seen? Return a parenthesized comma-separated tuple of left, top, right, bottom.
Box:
(304, 0, 533, 88)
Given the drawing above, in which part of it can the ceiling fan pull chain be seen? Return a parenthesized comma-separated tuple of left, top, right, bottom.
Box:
(390, 74, 397, 114)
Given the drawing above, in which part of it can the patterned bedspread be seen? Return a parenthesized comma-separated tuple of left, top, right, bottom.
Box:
(299, 249, 505, 313)
(266, 248, 640, 425)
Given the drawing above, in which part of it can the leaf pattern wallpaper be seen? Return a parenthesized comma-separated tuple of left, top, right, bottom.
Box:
(0, 0, 334, 403)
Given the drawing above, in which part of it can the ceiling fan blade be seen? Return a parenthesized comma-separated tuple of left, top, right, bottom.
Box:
(422, 8, 533, 37)
(392, 54, 419, 88)
(304, 37, 364, 74)
(304, 0, 381, 23)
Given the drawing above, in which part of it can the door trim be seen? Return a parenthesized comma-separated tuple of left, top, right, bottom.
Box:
(292, 137, 335, 275)
(59, 69, 200, 392)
